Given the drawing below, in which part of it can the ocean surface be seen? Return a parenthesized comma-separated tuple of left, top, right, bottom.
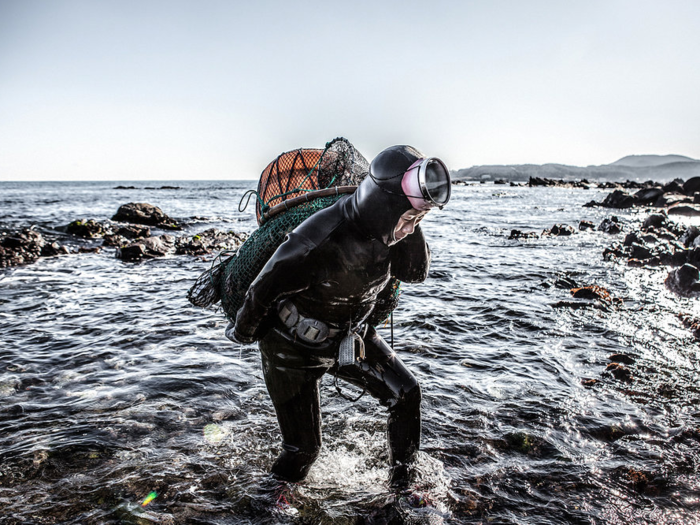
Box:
(1, 180, 699, 524)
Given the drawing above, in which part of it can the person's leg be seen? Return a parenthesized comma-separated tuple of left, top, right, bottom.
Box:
(332, 327, 421, 487)
(259, 330, 330, 483)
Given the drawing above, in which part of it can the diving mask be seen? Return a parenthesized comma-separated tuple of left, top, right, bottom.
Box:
(400, 157, 451, 211)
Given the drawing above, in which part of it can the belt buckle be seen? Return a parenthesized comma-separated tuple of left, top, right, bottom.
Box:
(296, 318, 330, 344)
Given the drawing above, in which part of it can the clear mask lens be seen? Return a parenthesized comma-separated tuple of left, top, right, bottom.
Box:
(422, 159, 451, 206)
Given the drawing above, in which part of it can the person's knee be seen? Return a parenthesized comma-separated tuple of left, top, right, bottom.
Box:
(389, 379, 421, 412)
(403, 380, 422, 408)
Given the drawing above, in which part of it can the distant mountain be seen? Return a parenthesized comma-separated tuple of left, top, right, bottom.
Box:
(454, 155, 700, 183)
(610, 154, 697, 168)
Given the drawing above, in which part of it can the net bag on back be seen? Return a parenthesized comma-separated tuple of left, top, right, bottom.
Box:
(187, 137, 402, 327)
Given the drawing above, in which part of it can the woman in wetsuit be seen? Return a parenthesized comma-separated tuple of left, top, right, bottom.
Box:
(228, 145, 451, 488)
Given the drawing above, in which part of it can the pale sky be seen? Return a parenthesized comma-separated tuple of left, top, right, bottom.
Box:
(1, 0, 699, 181)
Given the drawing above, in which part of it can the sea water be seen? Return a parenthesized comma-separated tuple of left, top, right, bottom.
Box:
(1, 180, 698, 524)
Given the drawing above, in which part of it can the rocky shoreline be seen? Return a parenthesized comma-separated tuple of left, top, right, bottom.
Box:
(497, 176, 700, 344)
(1, 202, 248, 269)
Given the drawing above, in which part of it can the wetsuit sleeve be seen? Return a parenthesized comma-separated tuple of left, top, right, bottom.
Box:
(234, 232, 315, 341)
(390, 224, 431, 283)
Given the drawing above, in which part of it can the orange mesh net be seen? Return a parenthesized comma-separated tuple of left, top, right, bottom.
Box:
(256, 149, 326, 223)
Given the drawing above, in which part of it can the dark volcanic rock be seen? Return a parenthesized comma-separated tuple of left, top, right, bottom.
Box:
(570, 285, 612, 303)
(66, 219, 107, 238)
(682, 177, 700, 195)
(634, 187, 664, 205)
(1, 229, 68, 268)
(544, 224, 575, 236)
(662, 179, 684, 194)
(654, 193, 691, 208)
(642, 214, 667, 230)
(630, 243, 652, 260)
(112, 203, 181, 230)
(598, 217, 622, 234)
(605, 363, 633, 383)
(623, 232, 642, 246)
(509, 229, 539, 240)
(528, 177, 589, 189)
(102, 224, 151, 248)
(665, 263, 700, 297)
(609, 353, 635, 365)
(579, 220, 595, 231)
(640, 233, 659, 244)
(678, 226, 700, 247)
(678, 313, 700, 340)
(175, 228, 248, 255)
(116, 235, 176, 262)
(602, 190, 637, 209)
(668, 204, 700, 217)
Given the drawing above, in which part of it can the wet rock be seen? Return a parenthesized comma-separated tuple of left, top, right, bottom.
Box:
(78, 246, 101, 254)
(528, 177, 589, 189)
(682, 176, 700, 195)
(579, 220, 595, 231)
(605, 362, 633, 382)
(654, 193, 691, 208)
(640, 233, 659, 244)
(665, 263, 700, 297)
(116, 224, 151, 238)
(654, 228, 678, 241)
(668, 204, 700, 217)
(598, 217, 622, 234)
(0, 229, 67, 268)
(544, 224, 575, 236)
(116, 235, 176, 261)
(609, 353, 635, 365)
(551, 300, 596, 309)
(669, 248, 690, 267)
(662, 179, 684, 194)
(66, 219, 107, 238)
(603, 243, 625, 260)
(623, 232, 642, 247)
(634, 187, 664, 205)
(112, 202, 181, 230)
(41, 242, 70, 257)
(657, 383, 675, 399)
(102, 225, 151, 248)
(570, 285, 611, 302)
(678, 226, 700, 247)
(503, 431, 557, 456)
(114, 185, 138, 189)
(630, 243, 652, 260)
(601, 190, 637, 209)
(581, 378, 599, 387)
(678, 313, 700, 340)
(508, 229, 539, 240)
(175, 228, 248, 256)
(642, 214, 667, 230)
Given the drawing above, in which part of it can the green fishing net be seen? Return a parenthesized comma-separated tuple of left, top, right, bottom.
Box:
(187, 138, 401, 327)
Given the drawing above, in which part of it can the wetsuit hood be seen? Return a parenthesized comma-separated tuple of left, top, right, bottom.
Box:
(346, 145, 424, 246)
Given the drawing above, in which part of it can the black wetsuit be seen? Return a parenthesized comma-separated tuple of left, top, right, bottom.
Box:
(234, 145, 431, 485)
